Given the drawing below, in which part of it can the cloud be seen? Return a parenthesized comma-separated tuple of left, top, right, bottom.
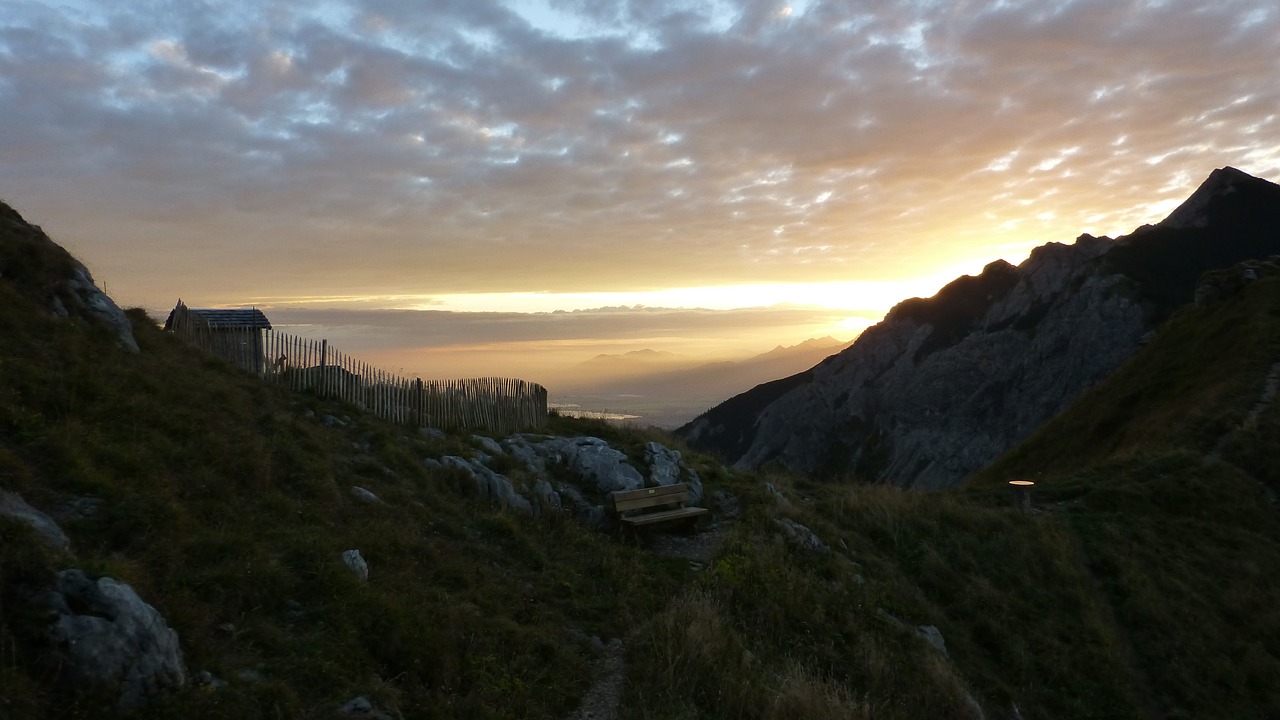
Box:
(1, 0, 1278, 314)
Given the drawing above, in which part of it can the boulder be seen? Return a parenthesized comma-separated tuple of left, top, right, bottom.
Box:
(775, 518, 829, 553)
(43, 569, 187, 710)
(441, 456, 533, 514)
(0, 490, 70, 551)
(350, 486, 382, 504)
(342, 549, 369, 581)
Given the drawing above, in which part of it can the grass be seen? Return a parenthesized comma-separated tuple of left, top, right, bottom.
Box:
(4, 201, 1280, 719)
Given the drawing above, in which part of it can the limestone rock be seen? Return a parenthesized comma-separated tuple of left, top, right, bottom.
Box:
(916, 624, 948, 657)
(342, 549, 369, 581)
(679, 168, 1280, 488)
(0, 490, 70, 551)
(43, 569, 187, 710)
(62, 261, 139, 353)
(775, 518, 829, 553)
(441, 456, 534, 514)
(338, 695, 400, 719)
(350, 486, 382, 504)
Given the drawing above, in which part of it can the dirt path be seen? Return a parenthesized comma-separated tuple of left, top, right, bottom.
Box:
(564, 638, 626, 720)
(562, 521, 732, 720)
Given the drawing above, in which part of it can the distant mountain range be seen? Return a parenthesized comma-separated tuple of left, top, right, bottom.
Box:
(678, 166, 1280, 487)
(554, 337, 850, 428)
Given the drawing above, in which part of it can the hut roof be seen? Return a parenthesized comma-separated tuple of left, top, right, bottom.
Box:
(188, 308, 272, 330)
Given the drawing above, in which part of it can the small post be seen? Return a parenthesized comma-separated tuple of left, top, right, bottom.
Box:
(1009, 480, 1034, 512)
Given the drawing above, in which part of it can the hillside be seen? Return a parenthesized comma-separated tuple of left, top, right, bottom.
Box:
(3, 198, 1280, 719)
(677, 167, 1280, 488)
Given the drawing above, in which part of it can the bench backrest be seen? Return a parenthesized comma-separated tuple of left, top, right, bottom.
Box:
(610, 483, 692, 513)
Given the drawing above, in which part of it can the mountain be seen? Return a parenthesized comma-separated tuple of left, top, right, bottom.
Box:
(678, 167, 1280, 487)
(5, 196, 1280, 719)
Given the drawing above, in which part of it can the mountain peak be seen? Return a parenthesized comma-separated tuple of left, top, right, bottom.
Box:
(1159, 166, 1264, 230)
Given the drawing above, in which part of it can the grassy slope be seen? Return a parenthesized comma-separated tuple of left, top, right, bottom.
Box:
(3, 202, 1278, 718)
(968, 276, 1280, 719)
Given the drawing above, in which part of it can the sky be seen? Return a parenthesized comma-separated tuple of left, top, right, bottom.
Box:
(2, 0, 1278, 387)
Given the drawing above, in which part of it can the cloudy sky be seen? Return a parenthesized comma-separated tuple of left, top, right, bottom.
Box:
(2, 0, 1278, 384)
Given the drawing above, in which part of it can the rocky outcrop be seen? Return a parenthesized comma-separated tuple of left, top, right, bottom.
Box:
(0, 201, 138, 352)
(429, 435, 707, 529)
(41, 569, 187, 710)
(0, 490, 71, 551)
(679, 168, 1280, 488)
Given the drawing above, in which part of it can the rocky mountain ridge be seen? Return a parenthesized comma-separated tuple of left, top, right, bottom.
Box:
(678, 167, 1280, 487)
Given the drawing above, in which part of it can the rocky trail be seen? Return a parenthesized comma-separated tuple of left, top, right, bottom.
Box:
(563, 519, 731, 720)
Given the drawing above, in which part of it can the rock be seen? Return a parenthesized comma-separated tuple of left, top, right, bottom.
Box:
(62, 260, 139, 353)
(565, 438, 645, 493)
(644, 441, 704, 504)
(532, 479, 562, 513)
(916, 624, 948, 657)
(322, 414, 346, 427)
(342, 549, 369, 581)
(711, 490, 741, 519)
(52, 496, 102, 522)
(441, 456, 534, 514)
(764, 482, 789, 505)
(774, 518, 829, 553)
(350, 486, 382, 504)
(194, 670, 228, 689)
(645, 441, 683, 486)
(681, 169, 1280, 489)
(43, 569, 187, 710)
(0, 490, 70, 551)
(471, 435, 505, 457)
(418, 427, 446, 440)
(338, 695, 398, 719)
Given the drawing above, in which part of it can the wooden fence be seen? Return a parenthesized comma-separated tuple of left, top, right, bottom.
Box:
(166, 302, 547, 433)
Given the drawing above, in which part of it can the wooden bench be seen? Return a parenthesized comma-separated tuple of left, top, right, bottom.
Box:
(609, 483, 708, 529)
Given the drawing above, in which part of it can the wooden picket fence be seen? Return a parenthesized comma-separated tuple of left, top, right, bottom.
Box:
(166, 302, 547, 433)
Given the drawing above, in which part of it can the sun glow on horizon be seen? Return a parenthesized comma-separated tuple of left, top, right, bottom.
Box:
(245, 255, 1013, 317)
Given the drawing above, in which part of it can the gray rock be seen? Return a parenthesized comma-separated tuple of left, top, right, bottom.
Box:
(342, 549, 369, 581)
(471, 435, 505, 457)
(711, 490, 740, 519)
(916, 624, 948, 657)
(0, 490, 71, 551)
(44, 569, 187, 710)
(686, 236, 1148, 489)
(441, 456, 533, 514)
(338, 695, 398, 719)
(194, 670, 228, 689)
(63, 261, 139, 353)
(645, 441, 683, 486)
(565, 438, 645, 493)
(418, 427, 446, 440)
(764, 482, 789, 505)
(644, 441, 705, 505)
(350, 486, 382, 504)
(322, 414, 346, 427)
(52, 496, 102, 522)
(533, 479, 562, 513)
(774, 518, 829, 553)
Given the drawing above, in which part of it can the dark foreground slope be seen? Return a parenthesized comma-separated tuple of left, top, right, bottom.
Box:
(678, 167, 1280, 488)
(4, 198, 1279, 720)
(967, 272, 1280, 718)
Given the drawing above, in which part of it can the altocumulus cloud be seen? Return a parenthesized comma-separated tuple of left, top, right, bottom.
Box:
(0, 0, 1278, 310)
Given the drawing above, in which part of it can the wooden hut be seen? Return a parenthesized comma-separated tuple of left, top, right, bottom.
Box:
(164, 302, 272, 374)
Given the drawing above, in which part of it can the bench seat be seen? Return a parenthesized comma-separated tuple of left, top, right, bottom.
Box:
(609, 483, 708, 528)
